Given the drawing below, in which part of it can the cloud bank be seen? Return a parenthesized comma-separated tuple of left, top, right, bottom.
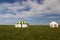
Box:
(0, 0, 60, 18)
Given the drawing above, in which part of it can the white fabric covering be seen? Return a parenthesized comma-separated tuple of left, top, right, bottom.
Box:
(49, 21, 58, 28)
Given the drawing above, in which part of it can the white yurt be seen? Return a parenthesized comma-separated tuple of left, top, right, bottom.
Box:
(15, 20, 29, 28)
(49, 21, 58, 28)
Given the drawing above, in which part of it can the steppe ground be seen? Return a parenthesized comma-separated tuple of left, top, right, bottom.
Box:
(0, 25, 60, 40)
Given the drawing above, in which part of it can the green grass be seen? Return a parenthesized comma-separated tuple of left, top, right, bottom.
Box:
(0, 25, 60, 40)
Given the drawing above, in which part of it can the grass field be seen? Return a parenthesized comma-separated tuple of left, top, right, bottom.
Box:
(0, 25, 60, 40)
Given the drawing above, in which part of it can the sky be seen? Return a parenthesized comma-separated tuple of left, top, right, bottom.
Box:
(0, 0, 60, 25)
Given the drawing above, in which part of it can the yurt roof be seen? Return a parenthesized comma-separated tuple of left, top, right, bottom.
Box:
(16, 20, 28, 24)
(50, 21, 58, 24)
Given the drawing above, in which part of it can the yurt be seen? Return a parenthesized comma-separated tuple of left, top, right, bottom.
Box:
(49, 21, 58, 28)
(15, 20, 29, 28)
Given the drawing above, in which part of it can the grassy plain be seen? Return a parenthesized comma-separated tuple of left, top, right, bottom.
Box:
(0, 25, 60, 40)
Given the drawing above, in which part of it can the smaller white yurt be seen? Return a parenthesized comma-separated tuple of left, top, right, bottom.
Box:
(15, 20, 29, 28)
(49, 21, 58, 28)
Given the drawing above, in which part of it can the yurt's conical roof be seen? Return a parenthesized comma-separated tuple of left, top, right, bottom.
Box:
(16, 20, 28, 24)
(50, 21, 58, 24)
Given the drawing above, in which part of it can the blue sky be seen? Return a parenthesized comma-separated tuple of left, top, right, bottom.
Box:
(0, 0, 60, 25)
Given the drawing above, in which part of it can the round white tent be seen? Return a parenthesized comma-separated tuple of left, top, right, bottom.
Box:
(15, 20, 29, 28)
(49, 21, 58, 28)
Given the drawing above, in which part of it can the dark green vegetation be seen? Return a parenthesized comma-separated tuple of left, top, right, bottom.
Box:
(0, 25, 60, 40)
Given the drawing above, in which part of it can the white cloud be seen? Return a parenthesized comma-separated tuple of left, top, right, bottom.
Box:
(47, 16, 60, 18)
(0, 0, 60, 18)
(0, 14, 15, 18)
